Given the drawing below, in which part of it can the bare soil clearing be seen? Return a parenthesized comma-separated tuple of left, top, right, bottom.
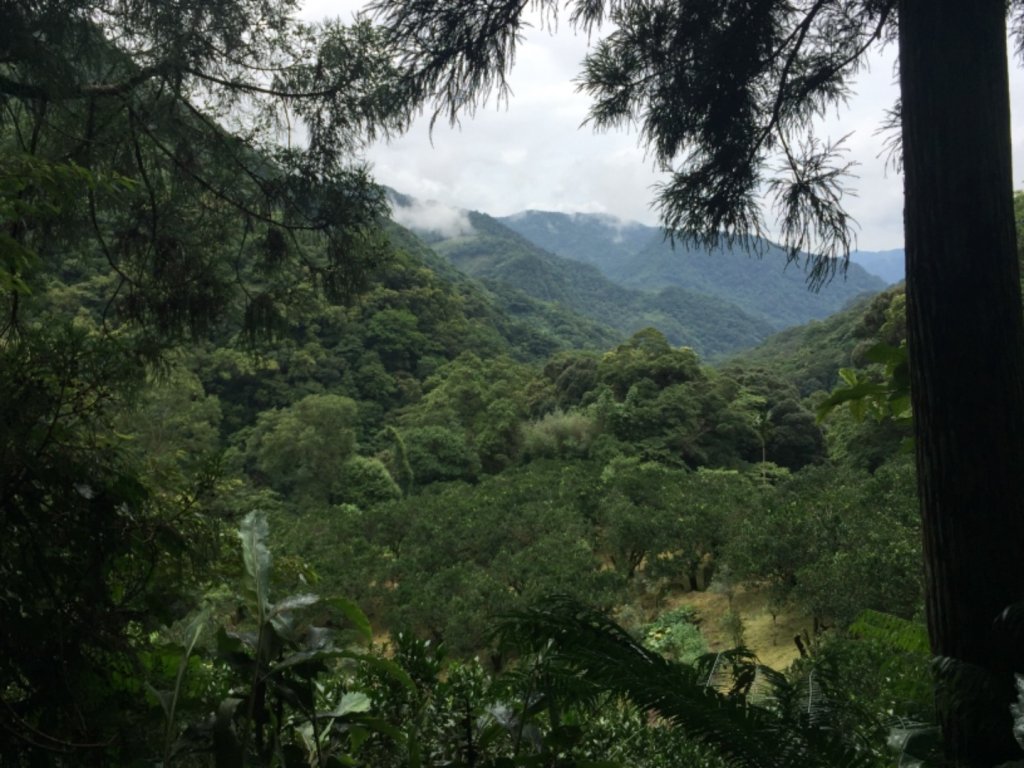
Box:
(667, 587, 810, 671)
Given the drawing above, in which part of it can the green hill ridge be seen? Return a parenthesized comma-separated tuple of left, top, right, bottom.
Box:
(399, 204, 775, 359)
(499, 210, 887, 330)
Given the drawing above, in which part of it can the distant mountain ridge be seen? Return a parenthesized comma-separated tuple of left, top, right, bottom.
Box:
(384, 221, 622, 357)
(499, 210, 655, 274)
(498, 210, 887, 330)
(425, 210, 773, 359)
(388, 195, 891, 359)
(851, 249, 905, 284)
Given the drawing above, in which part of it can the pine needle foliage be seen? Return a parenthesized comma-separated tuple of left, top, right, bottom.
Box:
(2, 2, 409, 342)
(371, 0, 900, 285)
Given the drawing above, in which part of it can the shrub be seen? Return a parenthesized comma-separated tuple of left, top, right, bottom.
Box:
(641, 606, 707, 663)
(522, 408, 599, 459)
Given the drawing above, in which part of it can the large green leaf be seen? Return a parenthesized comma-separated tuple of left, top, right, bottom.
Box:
(238, 510, 272, 619)
(324, 596, 373, 645)
(329, 691, 372, 718)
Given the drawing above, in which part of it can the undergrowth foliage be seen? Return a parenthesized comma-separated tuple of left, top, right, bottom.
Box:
(495, 597, 887, 768)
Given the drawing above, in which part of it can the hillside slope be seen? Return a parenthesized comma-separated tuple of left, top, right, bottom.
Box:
(385, 223, 622, 356)
(424, 210, 774, 359)
(500, 210, 886, 330)
(724, 287, 906, 396)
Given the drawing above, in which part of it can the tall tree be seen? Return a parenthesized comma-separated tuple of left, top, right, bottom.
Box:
(371, 0, 1024, 763)
(899, 4, 1024, 763)
(1, 0, 406, 339)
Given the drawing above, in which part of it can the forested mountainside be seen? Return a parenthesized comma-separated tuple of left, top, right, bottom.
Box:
(408, 207, 775, 358)
(0, 69, 925, 761)
(0, 4, 937, 763)
(727, 288, 906, 396)
(383, 223, 622, 355)
(499, 210, 887, 329)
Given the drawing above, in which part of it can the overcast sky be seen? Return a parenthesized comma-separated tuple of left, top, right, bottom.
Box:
(303, 2, 1024, 251)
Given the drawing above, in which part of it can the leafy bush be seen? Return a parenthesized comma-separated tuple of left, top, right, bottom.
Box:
(522, 408, 600, 459)
(641, 606, 708, 663)
(335, 455, 402, 509)
(245, 393, 359, 503)
(401, 425, 480, 485)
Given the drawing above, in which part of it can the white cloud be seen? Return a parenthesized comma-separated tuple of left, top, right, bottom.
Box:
(390, 198, 475, 239)
(302, 2, 1024, 252)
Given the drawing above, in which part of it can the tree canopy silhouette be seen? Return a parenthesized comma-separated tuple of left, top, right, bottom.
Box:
(2, 0, 409, 339)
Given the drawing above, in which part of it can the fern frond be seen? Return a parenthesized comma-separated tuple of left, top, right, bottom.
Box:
(849, 610, 929, 655)
(496, 597, 880, 768)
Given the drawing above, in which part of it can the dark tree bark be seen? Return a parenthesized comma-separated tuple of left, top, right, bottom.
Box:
(899, 1, 1024, 763)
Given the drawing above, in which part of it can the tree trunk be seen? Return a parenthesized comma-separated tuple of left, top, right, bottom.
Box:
(899, 2, 1024, 763)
